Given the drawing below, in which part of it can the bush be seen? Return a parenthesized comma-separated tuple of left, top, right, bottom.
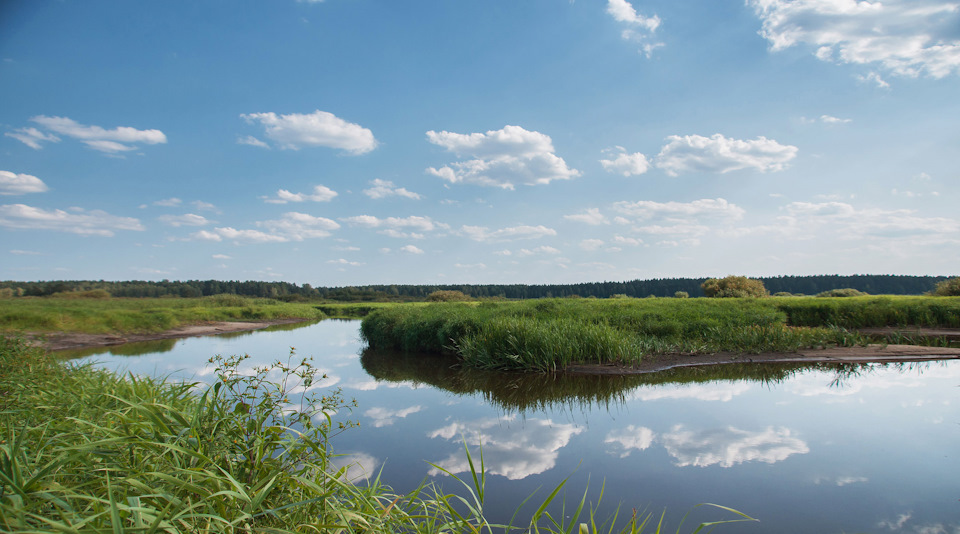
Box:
(701, 276, 768, 298)
(932, 277, 960, 296)
(816, 288, 868, 297)
(772, 292, 794, 297)
(426, 290, 472, 302)
(674, 291, 690, 298)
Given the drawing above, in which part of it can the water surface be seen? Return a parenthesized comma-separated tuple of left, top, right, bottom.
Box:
(62, 319, 960, 533)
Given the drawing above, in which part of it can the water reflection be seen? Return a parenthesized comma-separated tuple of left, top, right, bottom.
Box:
(659, 425, 809, 468)
(57, 338, 180, 359)
(426, 415, 584, 480)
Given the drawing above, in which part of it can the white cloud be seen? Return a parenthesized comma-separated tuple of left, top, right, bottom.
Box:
(0, 204, 144, 236)
(328, 258, 364, 266)
(516, 246, 561, 257)
(607, 0, 663, 57)
(600, 146, 652, 176)
(564, 208, 610, 225)
(153, 198, 182, 207)
(749, 0, 960, 78)
(426, 125, 579, 189)
(191, 212, 339, 244)
(460, 224, 557, 242)
(192, 200, 219, 212)
(605, 425, 655, 458)
(428, 416, 584, 480)
(17, 116, 166, 153)
(779, 201, 960, 243)
(363, 179, 422, 200)
(236, 135, 270, 148)
(4, 127, 60, 150)
(328, 452, 380, 484)
(655, 134, 798, 176)
(211, 254, 231, 259)
(263, 185, 338, 204)
(158, 213, 210, 227)
(0, 171, 48, 195)
(579, 239, 605, 251)
(857, 71, 891, 88)
(241, 110, 377, 154)
(660, 425, 809, 468)
(613, 235, 644, 246)
(819, 114, 852, 124)
(612, 198, 745, 221)
(10, 249, 41, 255)
(455, 262, 487, 269)
(400, 244, 424, 254)
(340, 215, 447, 239)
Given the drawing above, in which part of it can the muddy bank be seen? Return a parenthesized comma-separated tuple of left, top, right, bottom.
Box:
(565, 344, 960, 375)
(24, 319, 309, 352)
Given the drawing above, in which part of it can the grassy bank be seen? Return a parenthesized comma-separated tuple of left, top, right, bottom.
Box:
(0, 294, 328, 334)
(360, 296, 960, 371)
(0, 336, 754, 533)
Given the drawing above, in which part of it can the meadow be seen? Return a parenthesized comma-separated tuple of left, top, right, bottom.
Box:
(360, 296, 960, 372)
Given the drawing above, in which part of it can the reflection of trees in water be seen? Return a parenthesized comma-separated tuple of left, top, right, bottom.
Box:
(57, 338, 180, 360)
(360, 348, 937, 413)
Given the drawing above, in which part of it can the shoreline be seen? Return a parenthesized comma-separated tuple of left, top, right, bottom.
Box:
(22, 318, 310, 352)
(564, 344, 960, 375)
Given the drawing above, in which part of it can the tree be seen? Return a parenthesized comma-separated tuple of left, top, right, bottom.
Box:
(932, 277, 960, 296)
(701, 276, 768, 298)
(426, 290, 471, 302)
(674, 291, 689, 298)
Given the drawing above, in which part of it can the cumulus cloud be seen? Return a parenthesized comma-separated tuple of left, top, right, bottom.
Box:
(327, 258, 364, 266)
(0, 204, 144, 236)
(516, 246, 561, 257)
(191, 212, 339, 243)
(263, 185, 338, 204)
(460, 224, 557, 242)
(0, 171, 48, 195)
(749, 0, 960, 79)
(426, 125, 579, 189)
(607, 0, 663, 57)
(363, 179, 421, 200)
(340, 215, 447, 238)
(613, 198, 745, 221)
(241, 110, 377, 154)
(400, 244, 424, 254)
(564, 208, 609, 225)
(655, 134, 798, 176)
(158, 213, 210, 227)
(580, 239, 605, 251)
(660, 425, 809, 468)
(153, 198, 182, 207)
(600, 146, 652, 176)
(9, 116, 166, 153)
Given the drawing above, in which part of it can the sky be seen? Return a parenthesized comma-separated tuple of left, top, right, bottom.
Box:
(1, 0, 959, 286)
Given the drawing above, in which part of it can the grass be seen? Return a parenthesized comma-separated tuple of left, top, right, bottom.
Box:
(0, 335, 756, 533)
(0, 295, 328, 335)
(361, 296, 960, 372)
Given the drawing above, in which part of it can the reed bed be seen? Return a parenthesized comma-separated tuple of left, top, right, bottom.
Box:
(359, 298, 911, 371)
(0, 335, 755, 533)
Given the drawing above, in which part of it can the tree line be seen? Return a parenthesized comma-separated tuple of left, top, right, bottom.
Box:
(0, 274, 953, 301)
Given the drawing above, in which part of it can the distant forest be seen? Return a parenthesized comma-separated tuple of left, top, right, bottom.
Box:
(0, 275, 953, 301)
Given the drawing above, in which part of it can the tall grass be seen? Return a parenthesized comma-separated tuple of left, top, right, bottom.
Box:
(360, 298, 899, 371)
(0, 335, 756, 533)
(0, 295, 327, 334)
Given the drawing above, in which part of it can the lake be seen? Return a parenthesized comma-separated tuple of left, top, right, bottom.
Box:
(59, 319, 960, 533)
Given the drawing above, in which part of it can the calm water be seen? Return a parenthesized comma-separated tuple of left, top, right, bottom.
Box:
(60, 320, 960, 533)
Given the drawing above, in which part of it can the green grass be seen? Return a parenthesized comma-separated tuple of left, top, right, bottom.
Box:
(361, 296, 960, 372)
(0, 295, 328, 335)
(0, 335, 756, 533)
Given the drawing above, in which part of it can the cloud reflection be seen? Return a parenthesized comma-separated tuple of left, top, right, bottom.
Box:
(427, 416, 584, 480)
(329, 452, 380, 483)
(604, 425, 655, 458)
(365, 405, 424, 427)
(660, 425, 809, 468)
(629, 382, 752, 402)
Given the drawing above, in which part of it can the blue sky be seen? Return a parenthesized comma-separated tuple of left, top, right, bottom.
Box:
(2, 0, 958, 286)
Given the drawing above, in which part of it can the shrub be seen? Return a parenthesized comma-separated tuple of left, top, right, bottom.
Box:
(772, 292, 794, 297)
(674, 291, 690, 299)
(816, 288, 868, 297)
(932, 277, 960, 296)
(426, 290, 472, 302)
(701, 276, 768, 298)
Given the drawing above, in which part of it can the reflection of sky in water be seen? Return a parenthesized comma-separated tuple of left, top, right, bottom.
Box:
(67, 321, 960, 534)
